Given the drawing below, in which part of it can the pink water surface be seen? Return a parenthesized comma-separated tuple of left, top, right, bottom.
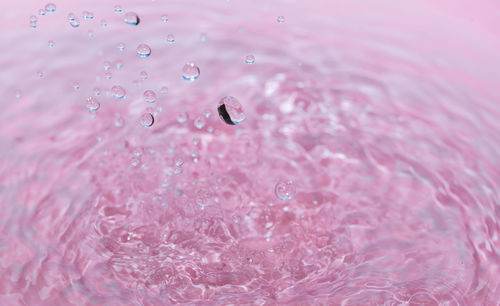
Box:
(1, 0, 500, 305)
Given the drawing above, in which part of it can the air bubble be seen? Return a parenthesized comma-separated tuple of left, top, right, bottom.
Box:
(82, 11, 94, 20)
(194, 116, 206, 129)
(117, 42, 125, 51)
(38, 9, 46, 16)
(67, 13, 76, 21)
(136, 44, 151, 57)
(45, 3, 56, 13)
(111, 85, 126, 99)
(30, 15, 38, 22)
(143, 90, 157, 103)
(274, 180, 296, 201)
(160, 86, 168, 94)
(217, 96, 246, 125)
(277, 16, 285, 23)
(114, 5, 122, 13)
(140, 113, 154, 127)
(161, 15, 168, 22)
(48, 40, 55, 47)
(177, 112, 188, 123)
(70, 18, 80, 28)
(103, 61, 111, 71)
(115, 60, 123, 69)
(124, 12, 139, 25)
(93, 87, 101, 96)
(167, 34, 175, 43)
(140, 71, 148, 80)
(104, 72, 112, 79)
(72, 82, 80, 90)
(245, 54, 255, 64)
(88, 30, 94, 38)
(86, 97, 100, 111)
(182, 62, 200, 81)
(101, 19, 107, 27)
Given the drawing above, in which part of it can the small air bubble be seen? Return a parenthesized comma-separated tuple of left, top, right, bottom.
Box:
(82, 11, 94, 20)
(103, 61, 111, 71)
(67, 13, 76, 21)
(177, 112, 188, 123)
(93, 87, 101, 96)
(124, 12, 139, 25)
(140, 71, 148, 80)
(161, 15, 168, 22)
(88, 30, 94, 38)
(115, 60, 123, 69)
(200, 33, 207, 42)
(70, 18, 80, 28)
(117, 42, 125, 51)
(48, 40, 55, 47)
(182, 62, 200, 81)
(274, 180, 296, 201)
(72, 82, 80, 90)
(111, 85, 126, 99)
(30, 15, 37, 22)
(277, 16, 285, 23)
(167, 34, 175, 43)
(104, 72, 112, 79)
(101, 19, 107, 27)
(143, 90, 157, 103)
(140, 113, 154, 127)
(136, 44, 151, 57)
(44, 3, 56, 13)
(114, 5, 122, 13)
(29, 21, 37, 29)
(86, 97, 100, 111)
(245, 54, 255, 64)
(217, 96, 246, 125)
(160, 86, 168, 95)
(38, 9, 46, 16)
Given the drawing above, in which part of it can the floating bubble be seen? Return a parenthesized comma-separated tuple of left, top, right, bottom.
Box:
(37, 71, 43, 78)
(82, 11, 94, 20)
(124, 12, 139, 25)
(111, 85, 126, 99)
(114, 5, 122, 13)
(45, 3, 56, 13)
(88, 30, 94, 38)
(72, 82, 80, 90)
(115, 60, 123, 69)
(160, 86, 168, 94)
(140, 71, 148, 80)
(101, 19, 107, 27)
(161, 15, 168, 22)
(277, 16, 285, 23)
(194, 115, 206, 129)
(143, 90, 157, 103)
(275, 180, 296, 201)
(167, 34, 175, 43)
(48, 40, 55, 47)
(67, 13, 76, 21)
(245, 54, 255, 64)
(29, 21, 37, 28)
(177, 112, 188, 123)
(93, 87, 101, 96)
(182, 62, 200, 81)
(117, 42, 125, 51)
(30, 15, 38, 22)
(38, 9, 46, 16)
(86, 97, 100, 111)
(136, 44, 151, 57)
(140, 113, 154, 127)
(217, 96, 246, 125)
(104, 72, 112, 79)
(114, 114, 124, 127)
(204, 109, 212, 118)
(70, 18, 80, 28)
(103, 61, 111, 71)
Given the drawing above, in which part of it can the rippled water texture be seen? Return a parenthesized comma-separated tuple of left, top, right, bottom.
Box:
(1, 0, 500, 305)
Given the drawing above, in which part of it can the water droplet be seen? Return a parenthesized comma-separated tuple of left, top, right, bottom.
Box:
(140, 71, 148, 80)
(112, 85, 126, 99)
(114, 5, 122, 13)
(277, 16, 285, 23)
(101, 19, 107, 27)
(140, 113, 154, 127)
(204, 109, 212, 118)
(177, 112, 188, 123)
(136, 44, 151, 57)
(182, 62, 200, 81)
(200, 33, 207, 42)
(82, 11, 94, 20)
(160, 86, 168, 95)
(72, 82, 80, 90)
(143, 90, 157, 103)
(161, 15, 168, 22)
(45, 3, 56, 13)
(104, 72, 112, 79)
(167, 34, 175, 43)
(86, 97, 100, 111)
(194, 115, 206, 129)
(245, 54, 255, 64)
(30, 21, 37, 28)
(88, 30, 94, 38)
(124, 12, 139, 25)
(103, 61, 111, 71)
(175, 157, 184, 166)
(117, 42, 125, 51)
(30, 15, 38, 22)
(70, 18, 80, 28)
(67, 13, 76, 21)
(48, 40, 55, 47)
(217, 96, 246, 125)
(38, 9, 46, 16)
(114, 114, 124, 127)
(274, 180, 295, 201)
